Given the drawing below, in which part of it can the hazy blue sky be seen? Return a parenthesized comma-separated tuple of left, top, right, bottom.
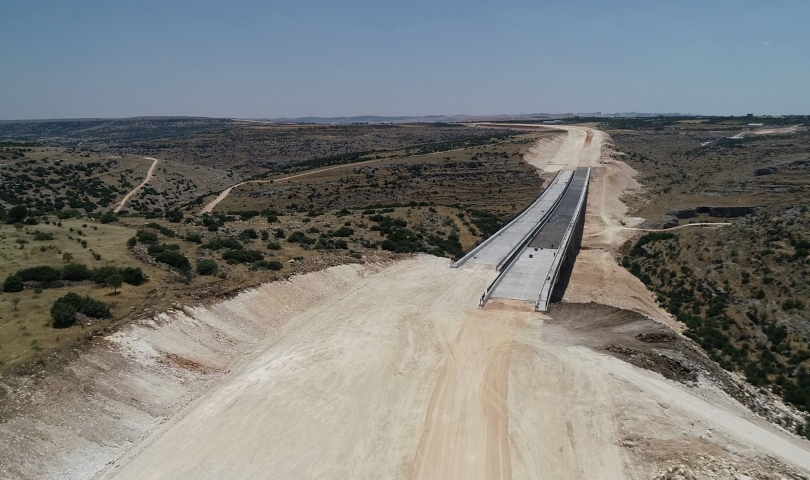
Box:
(1, 0, 808, 119)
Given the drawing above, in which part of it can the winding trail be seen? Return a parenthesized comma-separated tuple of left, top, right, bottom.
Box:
(114, 157, 159, 213)
(200, 158, 384, 214)
(583, 222, 732, 238)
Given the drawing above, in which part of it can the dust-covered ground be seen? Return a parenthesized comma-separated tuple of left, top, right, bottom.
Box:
(2, 124, 810, 480)
(3, 256, 808, 480)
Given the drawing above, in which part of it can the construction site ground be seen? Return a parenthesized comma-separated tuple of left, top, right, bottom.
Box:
(2, 125, 809, 480)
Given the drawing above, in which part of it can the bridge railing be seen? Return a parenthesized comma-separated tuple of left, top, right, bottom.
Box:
(535, 167, 590, 312)
(478, 172, 575, 307)
(494, 172, 574, 272)
(452, 171, 562, 268)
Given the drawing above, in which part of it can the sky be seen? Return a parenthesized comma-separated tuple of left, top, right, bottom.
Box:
(1, 0, 809, 119)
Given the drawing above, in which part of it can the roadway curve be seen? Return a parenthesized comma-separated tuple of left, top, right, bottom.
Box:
(200, 158, 383, 214)
(472, 123, 606, 171)
(114, 157, 159, 213)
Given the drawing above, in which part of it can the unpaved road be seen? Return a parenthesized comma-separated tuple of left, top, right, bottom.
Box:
(477, 122, 605, 171)
(5, 124, 810, 480)
(96, 125, 810, 479)
(96, 257, 810, 480)
(201, 159, 384, 213)
(113, 157, 159, 213)
(729, 124, 801, 139)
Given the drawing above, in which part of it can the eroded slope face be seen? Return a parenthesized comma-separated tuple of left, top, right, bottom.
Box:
(3, 257, 809, 480)
(90, 257, 808, 480)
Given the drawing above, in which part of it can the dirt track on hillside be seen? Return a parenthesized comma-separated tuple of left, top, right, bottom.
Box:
(200, 158, 384, 213)
(113, 157, 159, 213)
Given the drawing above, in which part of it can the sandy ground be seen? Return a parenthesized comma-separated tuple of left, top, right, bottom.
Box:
(729, 124, 801, 139)
(5, 125, 810, 480)
(95, 125, 810, 479)
(522, 132, 565, 170)
(78, 257, 808, 480)
(113, 156, 159, 213)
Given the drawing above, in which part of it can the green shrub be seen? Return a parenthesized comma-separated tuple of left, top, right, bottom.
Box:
(33, 231, 54, 241)
(145, 223, 177, 237)
(239, 228, 259, 240)
(136, 230, 159, 244)
(51, 296, 78, 328)
(50, 292, 111, 328)
(184, 232, 203, 244)
(252, 260, 283, 271)
(154, 249, 191, 271)
(333, 226, 354, 237)
(120, 267, 147, 286)
(196, 259, 218, 275)
(90, 266, 120, 284)
(222, 249, 264, 265)
(16, 266, 61, 283)
(202, 237, 243, 250)
(62, 263, 90, 281)
(165, 209, 184, 223)
(287, 231, 315, 245)
(8, 205, 28, 223)
(3, 275, 23, 292)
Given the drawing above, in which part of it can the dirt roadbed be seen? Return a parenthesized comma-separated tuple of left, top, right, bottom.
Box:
(2, 257, 808, 479)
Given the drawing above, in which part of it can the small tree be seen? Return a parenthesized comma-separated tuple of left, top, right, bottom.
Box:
(196, 259, 218, 276)
(51, 297, 78, 328)
(165, 209, 184, 223)
(8, 205, 28, 223)
(106, 273, 123, 293)
(63, 252, 73, 263)
(3, 275, 23, 293)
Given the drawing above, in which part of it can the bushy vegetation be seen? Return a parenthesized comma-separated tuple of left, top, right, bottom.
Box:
(221, 248, 264, 265)
(152, 248, 191, 271)
(50, 292, 111, 328)
(144, 223, 177, 238)
(287, 231, 316, 245)
(467, 210, 502, 239)
(196, 259, 218, 275)
(202, 236, 243, 250)
(252, 260, 283, 271)
(2, 264, 147, 291)
(367, 215, 463, 259)
(622, 226, 810, 412)
(184, 232, 203, 244)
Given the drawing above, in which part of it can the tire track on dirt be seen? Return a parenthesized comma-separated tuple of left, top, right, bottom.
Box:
(114, 157, 159, 213)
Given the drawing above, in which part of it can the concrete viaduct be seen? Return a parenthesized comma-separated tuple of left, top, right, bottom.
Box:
(453, 167, 590, 311)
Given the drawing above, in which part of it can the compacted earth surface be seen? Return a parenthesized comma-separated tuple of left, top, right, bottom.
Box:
(1, 121, 809, 480)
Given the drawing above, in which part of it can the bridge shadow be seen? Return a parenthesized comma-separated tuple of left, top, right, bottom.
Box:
(549, 189, 587, 304)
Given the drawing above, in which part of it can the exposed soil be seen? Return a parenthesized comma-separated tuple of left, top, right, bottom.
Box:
(113, 156, 159, 213)
(2, 124, 809, 480)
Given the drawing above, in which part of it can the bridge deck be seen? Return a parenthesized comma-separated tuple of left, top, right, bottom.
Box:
(462, 170, 573, 266)
(491, 167, 589, 302)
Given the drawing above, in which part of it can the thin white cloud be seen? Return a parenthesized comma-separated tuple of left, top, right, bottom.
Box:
(763, 41, 771, 46)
